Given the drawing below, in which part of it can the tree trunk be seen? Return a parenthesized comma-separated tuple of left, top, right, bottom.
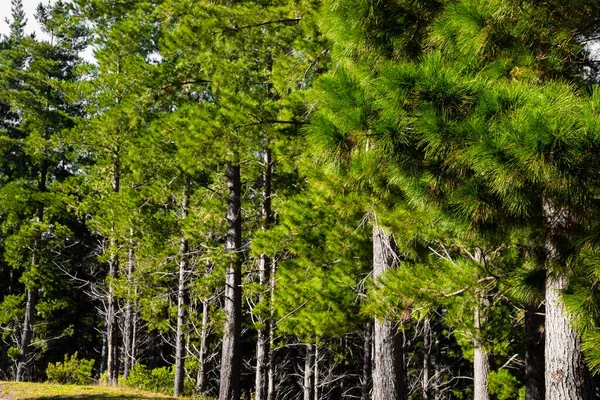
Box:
(106, 158, 120, 386)
(196, 298, 209, 393)
(423, 318, 431, 400)
(267, 260, 277, 400)
(16, 165, 46, 382)
(372, 224, 406, 400)
(174, 182, 190, 397)
(314, 345, 319, 400)
(219, 162, 242, 400)
(16, 287, 36, 382)
(123, 229, 135, 381)
(304, 344, 315, 400)
(473, 289, 490, 400)
(432, 320, 442, 400)
(525, 303, 545, 400)
(545, 274, 592, 400)
(543, 199, 592, 400)
(255, 146, 272, 400)
(362, 322, 373, 400)
(130, 304, 137, 370)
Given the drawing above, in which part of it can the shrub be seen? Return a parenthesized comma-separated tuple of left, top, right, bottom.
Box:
(123, 364, 194, 395)
(46, 352, 95, 385)
(123, 364, 173, 394)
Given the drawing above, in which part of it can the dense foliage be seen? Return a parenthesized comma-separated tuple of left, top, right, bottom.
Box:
(1, 0, 600, 399)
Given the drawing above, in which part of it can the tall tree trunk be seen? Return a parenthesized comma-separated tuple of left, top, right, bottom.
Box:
(16, 165, 46, 382)
(543, 199, 592, 400)
(545, 273, 592, 400)
(130, 303, 137, 370)
(525, 303, 545, 400)
(16, 287, 36, 382)
(372, 224, 406, 400)
(267, 260, 277, 400)
(175, 182, 190, 397)
(107, 158, 120, 386)
(423, 318, 431, 400)
(314, 345, 319, 400)
(219, 162, 242, 400)
(196, 297, 210, 393)
(473, 289, 490, 400)
(304, 344, 315, 400)
(255, 146, 272, 400)
(123, 229, 135, 381)
(432, 320, 442, 400)
(362, 322, 373, 400)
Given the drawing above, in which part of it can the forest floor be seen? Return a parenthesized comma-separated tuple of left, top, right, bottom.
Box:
(0, 382, 179, 400)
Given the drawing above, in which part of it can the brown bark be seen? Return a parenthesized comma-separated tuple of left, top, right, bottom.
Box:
(174, 182, 190, 397)
(372, 224, 406, 400)
(219, 162, 242, 400)
(255, 147, 272, 400)
(525, 303, 545, 400)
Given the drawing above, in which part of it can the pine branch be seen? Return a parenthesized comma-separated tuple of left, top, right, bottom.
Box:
(215, 17, 302, 35)
(235, 119, 308, 129)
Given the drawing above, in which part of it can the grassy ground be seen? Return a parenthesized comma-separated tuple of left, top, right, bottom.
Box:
(0, 382, 180, 400)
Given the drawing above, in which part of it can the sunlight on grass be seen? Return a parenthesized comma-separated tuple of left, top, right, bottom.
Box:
(0, 381, 181, 399)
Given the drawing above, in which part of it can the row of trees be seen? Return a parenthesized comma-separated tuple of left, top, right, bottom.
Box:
(2, 0, 600, 399)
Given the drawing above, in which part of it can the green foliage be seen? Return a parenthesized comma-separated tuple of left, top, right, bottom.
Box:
(46, 353, 95, 385)
(7, 346, 21, 360)
(123, 364, 193, 395)
(488, 369, 521, 400)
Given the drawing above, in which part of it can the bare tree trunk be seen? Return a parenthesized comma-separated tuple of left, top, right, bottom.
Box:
(255, 146, 272, 400)
(473, 289, 490, 400)
(372, 225, 406, 400)
(219, 162, 242, 400)
(543, 199, 592, 400)
(16, 165, 46, 382)
(106, 158, 120, 387)
(130, 304, 137, 370)
(362, 323, 372, 400)
(267, 260, 277, 400)
(16, 287, 36, 382)
(196, 297, 209, 393)
(423, 318, 431, 400)
(304, 344, 315, 400)
(525, 303, 545, 400)
(314, 345, 319, 400)
(123, 229, 135, 381)
(432, 321, 442, 400)
(101, 331, 108, 374)
(175, 182, 190, 397)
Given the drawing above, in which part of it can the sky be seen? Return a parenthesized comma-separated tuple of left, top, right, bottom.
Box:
(0, 0, 56, 42)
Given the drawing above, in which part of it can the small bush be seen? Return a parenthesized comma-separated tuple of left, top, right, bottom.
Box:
(123, 364, 194, 395)
(46, 352, 95, 385)
(123, 364, 173, 394)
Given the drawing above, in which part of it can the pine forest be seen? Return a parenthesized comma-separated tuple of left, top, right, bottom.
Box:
(1, 0, 600, 399)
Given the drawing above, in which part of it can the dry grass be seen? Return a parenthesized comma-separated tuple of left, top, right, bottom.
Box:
(0, 381, 181, 400)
